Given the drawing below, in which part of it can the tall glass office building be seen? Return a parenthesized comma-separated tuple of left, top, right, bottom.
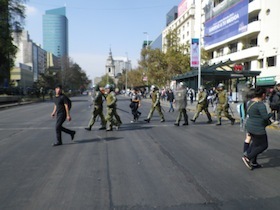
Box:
(43, 7, 68, 57)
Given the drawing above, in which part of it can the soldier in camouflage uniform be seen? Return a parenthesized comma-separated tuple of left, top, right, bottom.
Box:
(104, 84, 122, 131)
(144, 85, 165, 123)
(174, 82, 188, 126)
(216, 83, 235, 126)
(85, 84, 106, 131)
(190, 86, 212, 123)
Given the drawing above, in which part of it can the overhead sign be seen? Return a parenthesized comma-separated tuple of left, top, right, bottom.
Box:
(178, 0, 192, 17)
(204, 0, 249, 46)
(191, 38, 200, 67)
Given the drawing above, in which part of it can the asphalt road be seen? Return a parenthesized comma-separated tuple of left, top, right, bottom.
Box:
(0, 95, 280, 210)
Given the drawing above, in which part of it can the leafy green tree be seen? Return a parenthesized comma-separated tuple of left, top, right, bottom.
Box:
(98, 74, 115, 88)
(0, 0, 26, 87)
(36, 60, 91, 94)
(138, 29, 193, 88)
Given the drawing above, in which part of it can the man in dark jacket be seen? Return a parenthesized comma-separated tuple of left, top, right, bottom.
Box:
(51, 85, 76, 146)
(269, 83, 280, 123)
(166, 89, 175, 112)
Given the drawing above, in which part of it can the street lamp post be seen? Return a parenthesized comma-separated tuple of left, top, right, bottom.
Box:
(143, 32, 149, 49)
(198, 40, 201, 89)
(125, 52, 128, 94)
(143, 32, 149, 89)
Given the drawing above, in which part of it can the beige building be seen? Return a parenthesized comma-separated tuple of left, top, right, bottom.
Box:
(12, 31, 60, 88)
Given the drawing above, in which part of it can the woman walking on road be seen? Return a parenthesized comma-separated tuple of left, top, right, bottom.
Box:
(242, 87, 273, 170)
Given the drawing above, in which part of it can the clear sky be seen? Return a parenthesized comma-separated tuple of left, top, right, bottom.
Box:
(24, 0, 182, 81)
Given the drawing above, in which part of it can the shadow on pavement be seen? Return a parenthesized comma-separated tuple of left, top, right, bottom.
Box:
(259, 149, 280, 168)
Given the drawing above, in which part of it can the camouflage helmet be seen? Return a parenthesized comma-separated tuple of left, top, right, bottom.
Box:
(178, 82, 187, 88)
(246, 81, 253, 87)
(150, 85, 156, 91)
(198, 85, 205, 91)
(105, 84, 114, 91)
(217, 83, 225, 88)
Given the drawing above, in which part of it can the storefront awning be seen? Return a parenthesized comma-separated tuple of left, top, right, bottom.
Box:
(256, 76, 276, 86)
(172, 59, 261, 81)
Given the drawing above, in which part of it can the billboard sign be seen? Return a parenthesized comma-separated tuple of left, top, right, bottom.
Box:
(191, 38, 200, 67)
(204, 0, 249, 46)
(178, 0, 192, 17)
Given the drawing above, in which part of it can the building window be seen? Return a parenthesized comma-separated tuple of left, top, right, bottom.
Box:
(108, 68, 111, 73)
(249, 15, 258, 23)
(229, 42, 237, 53)
(214, 0, 224, 7)
(250, 38, 257, 47)
(217, 48, 223, 57)
(265, 36, 269, 42)
(209, 51, 214, 59)
(266, 9, 270, 15)
(244, 61, 251, 70)
(258, 59, 263, 68)
(267, 56, 276, 67)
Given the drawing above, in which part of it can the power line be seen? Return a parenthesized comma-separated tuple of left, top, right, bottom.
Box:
(28, 0, 174, 11)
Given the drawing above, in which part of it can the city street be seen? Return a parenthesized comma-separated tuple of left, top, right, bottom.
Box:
(0, 95, 280, 210)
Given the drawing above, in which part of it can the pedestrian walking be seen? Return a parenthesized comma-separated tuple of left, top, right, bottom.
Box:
(130, 88, 141, 123)
(51, 84, 76, 146)
(242, 87, 274, 170)
(188, 88, 194, 104)
(104, 84, 122, 131)
(85, 84, 106, 131)
(166, 89, 175, 112)
(268, 83, 280, 124)
(240, 81, 255, 153)
(191, 86, 212, 123)
(215, 83, 235, 125)
(174, 82, 188, 126)
(144, 85, 165, 123)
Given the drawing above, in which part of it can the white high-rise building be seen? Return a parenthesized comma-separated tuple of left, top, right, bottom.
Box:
(163, 0, 280, 87)
(203, 0, 280, 86)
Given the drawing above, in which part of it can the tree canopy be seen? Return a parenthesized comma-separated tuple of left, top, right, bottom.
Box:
(0, 0, 26, 87)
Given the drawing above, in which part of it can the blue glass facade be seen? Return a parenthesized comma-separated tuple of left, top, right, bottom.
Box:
(43, 7, 68, 57)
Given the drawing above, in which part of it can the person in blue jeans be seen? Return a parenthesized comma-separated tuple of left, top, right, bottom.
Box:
(167, 89, 175, 112)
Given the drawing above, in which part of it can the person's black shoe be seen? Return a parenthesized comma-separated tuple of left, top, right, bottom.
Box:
(52, 142, 62, 147)
(190, 119, 195, 123)
(242, 156, 253, 170)
(84, 127, 91, 131)
(216, 122, 221, 126)
(99, 126, 106, 130)
(252, 162, 263, 168)
(207, 120, 213, 124)
(70, 131, 76, 141)
(161, 119, 165, 122)
(182, 122, 188, 126)
(174, 123, 179, 126)
(144, 119, 150, 123)
(231, 119, 235, 125)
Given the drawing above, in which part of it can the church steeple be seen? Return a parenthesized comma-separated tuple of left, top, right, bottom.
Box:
(105, 48, 115, 78)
